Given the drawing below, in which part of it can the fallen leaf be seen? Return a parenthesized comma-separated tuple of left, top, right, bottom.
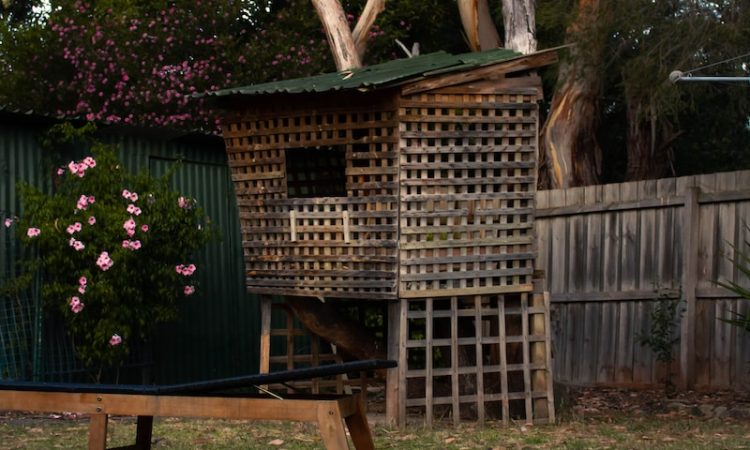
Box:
(444, 437, 456, 443)
(269, 439, 284, 446)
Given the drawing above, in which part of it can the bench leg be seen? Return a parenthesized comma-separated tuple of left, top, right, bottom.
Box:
(317, 403, 349, 450)
(88, 413, 108, 450)
(135, 415, 154, 449)
(345, 396, 375, 450)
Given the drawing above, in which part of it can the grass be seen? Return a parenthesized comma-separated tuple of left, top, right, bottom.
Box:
(2, 412, 750, 449)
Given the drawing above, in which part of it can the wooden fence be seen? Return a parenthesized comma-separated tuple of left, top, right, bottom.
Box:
(535, 170, 750, 390)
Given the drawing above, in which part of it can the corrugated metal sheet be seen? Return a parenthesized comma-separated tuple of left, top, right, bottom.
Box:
(0, 111, 258, 383)
(207, 48, 521, 97)
(0, 123, 46, 381)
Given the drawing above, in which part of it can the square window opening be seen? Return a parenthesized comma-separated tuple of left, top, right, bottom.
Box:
(286, 146, 347, 198)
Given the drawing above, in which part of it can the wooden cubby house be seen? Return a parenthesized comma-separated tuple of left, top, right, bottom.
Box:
(212, 48, 557, 426)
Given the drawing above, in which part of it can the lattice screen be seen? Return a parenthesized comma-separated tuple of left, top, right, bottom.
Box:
(222, 97, 400, 300)
(398, 291, 554, 426)
(398, 89, 538, 299)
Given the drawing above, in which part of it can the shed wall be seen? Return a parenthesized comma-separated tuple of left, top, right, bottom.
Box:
(222, 93, 400, 300)
(398, 87, 538, 298)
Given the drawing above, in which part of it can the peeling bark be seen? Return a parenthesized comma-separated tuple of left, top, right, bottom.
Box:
(501, 0, 537, 54)
(540, 0, 603, 188)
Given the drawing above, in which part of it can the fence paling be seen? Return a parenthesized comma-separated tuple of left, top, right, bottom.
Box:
(536, 170, 750, 390)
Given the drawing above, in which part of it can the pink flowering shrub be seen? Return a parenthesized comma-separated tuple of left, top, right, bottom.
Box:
(8, 124, 212, 368)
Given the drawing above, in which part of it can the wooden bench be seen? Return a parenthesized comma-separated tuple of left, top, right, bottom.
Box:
(0, 359, 396, 450)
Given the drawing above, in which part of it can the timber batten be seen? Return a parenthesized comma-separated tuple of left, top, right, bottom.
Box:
(214, 47, 557, 425)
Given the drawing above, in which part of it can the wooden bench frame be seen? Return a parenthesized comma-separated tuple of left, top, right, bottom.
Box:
(0, 389, 373, 450)
(0, 360, 397, 449)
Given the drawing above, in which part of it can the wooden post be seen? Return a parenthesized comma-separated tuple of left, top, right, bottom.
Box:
(135, 415, 154, 449)
(385, 300, 401, 427)
(344, 395, 376, 450)
(531, 292, 548, 420)
(260, 296, 272, 375)
(679, 187, 700, 389)
(88, 413, 108, 450)
(316, 403, 349, 450)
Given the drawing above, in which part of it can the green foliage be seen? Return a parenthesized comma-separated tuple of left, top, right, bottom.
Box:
(639, 299, 681, 365)
(591, 1, 750, 180)
(717, 224, 750, 332)
(638, 288, 682, 391)
(4, 123, 213, 369)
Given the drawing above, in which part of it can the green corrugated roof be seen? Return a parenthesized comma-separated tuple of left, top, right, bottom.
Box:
(208, 48, 522, 97)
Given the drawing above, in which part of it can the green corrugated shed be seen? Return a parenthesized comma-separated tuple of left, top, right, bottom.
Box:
(207, 48, 522, 97)
(0, 109, 258, 383)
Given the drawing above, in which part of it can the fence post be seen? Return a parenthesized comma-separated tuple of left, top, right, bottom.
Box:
(679, 187, 700, 389)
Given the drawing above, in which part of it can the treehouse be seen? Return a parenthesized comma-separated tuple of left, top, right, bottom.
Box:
(211, 47, 557, 425)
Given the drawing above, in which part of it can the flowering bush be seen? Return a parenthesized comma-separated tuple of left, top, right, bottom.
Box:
(4, 126, 212, 369)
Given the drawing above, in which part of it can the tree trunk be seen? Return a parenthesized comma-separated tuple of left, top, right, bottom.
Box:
(501, 0, 537, 54)
(286, 297, 385, 361)
(625, 99, 677, 180)
(457, 0, 502, 51)
(311, 0, 362, 70)
(539, 0, 603, 188)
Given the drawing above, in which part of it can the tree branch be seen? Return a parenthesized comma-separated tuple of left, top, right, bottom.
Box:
(351, 0, 385, 60)
(457, 0, 501, 51)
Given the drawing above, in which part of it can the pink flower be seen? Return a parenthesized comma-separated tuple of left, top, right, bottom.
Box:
(96, 252, 113, 271)
(122, 240, 142, 251)
(87, 195, 95, 204)
(141, 224, 149, 232)
(77, 195, 90, 210)
(68, 161, 78, 174)
(56, 167, 65, 176)
(4, 218, 12, 228)
(127, 204, 136, 214)
(129, 192, 139, 202)
(88, 216, 96, 225)
(126, 204, 142, 215)
(78, 285, 86, 294)
(27, 227, 40, 238)
(175, 263, 196, 276)
(70, 296, 84, 313)
(123, 218, 136, 237)
(109, 334, 122, 346)
(178, 196, 189, 209)
(83, 156, 96, 168)
(79, 276, 87, 286)
(72, 240, 85, 251)
(66, 222, 82, 234)
(122, 189, 131, 199)
(184, 285, 195, 296)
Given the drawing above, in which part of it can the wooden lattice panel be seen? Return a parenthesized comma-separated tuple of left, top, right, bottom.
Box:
(222, 95, 399, 300)
(398, 88, 538, 298)
(398, 292, 554, 426)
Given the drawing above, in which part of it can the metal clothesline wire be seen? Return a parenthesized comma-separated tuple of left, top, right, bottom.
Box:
(682, 51, 750, 75)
